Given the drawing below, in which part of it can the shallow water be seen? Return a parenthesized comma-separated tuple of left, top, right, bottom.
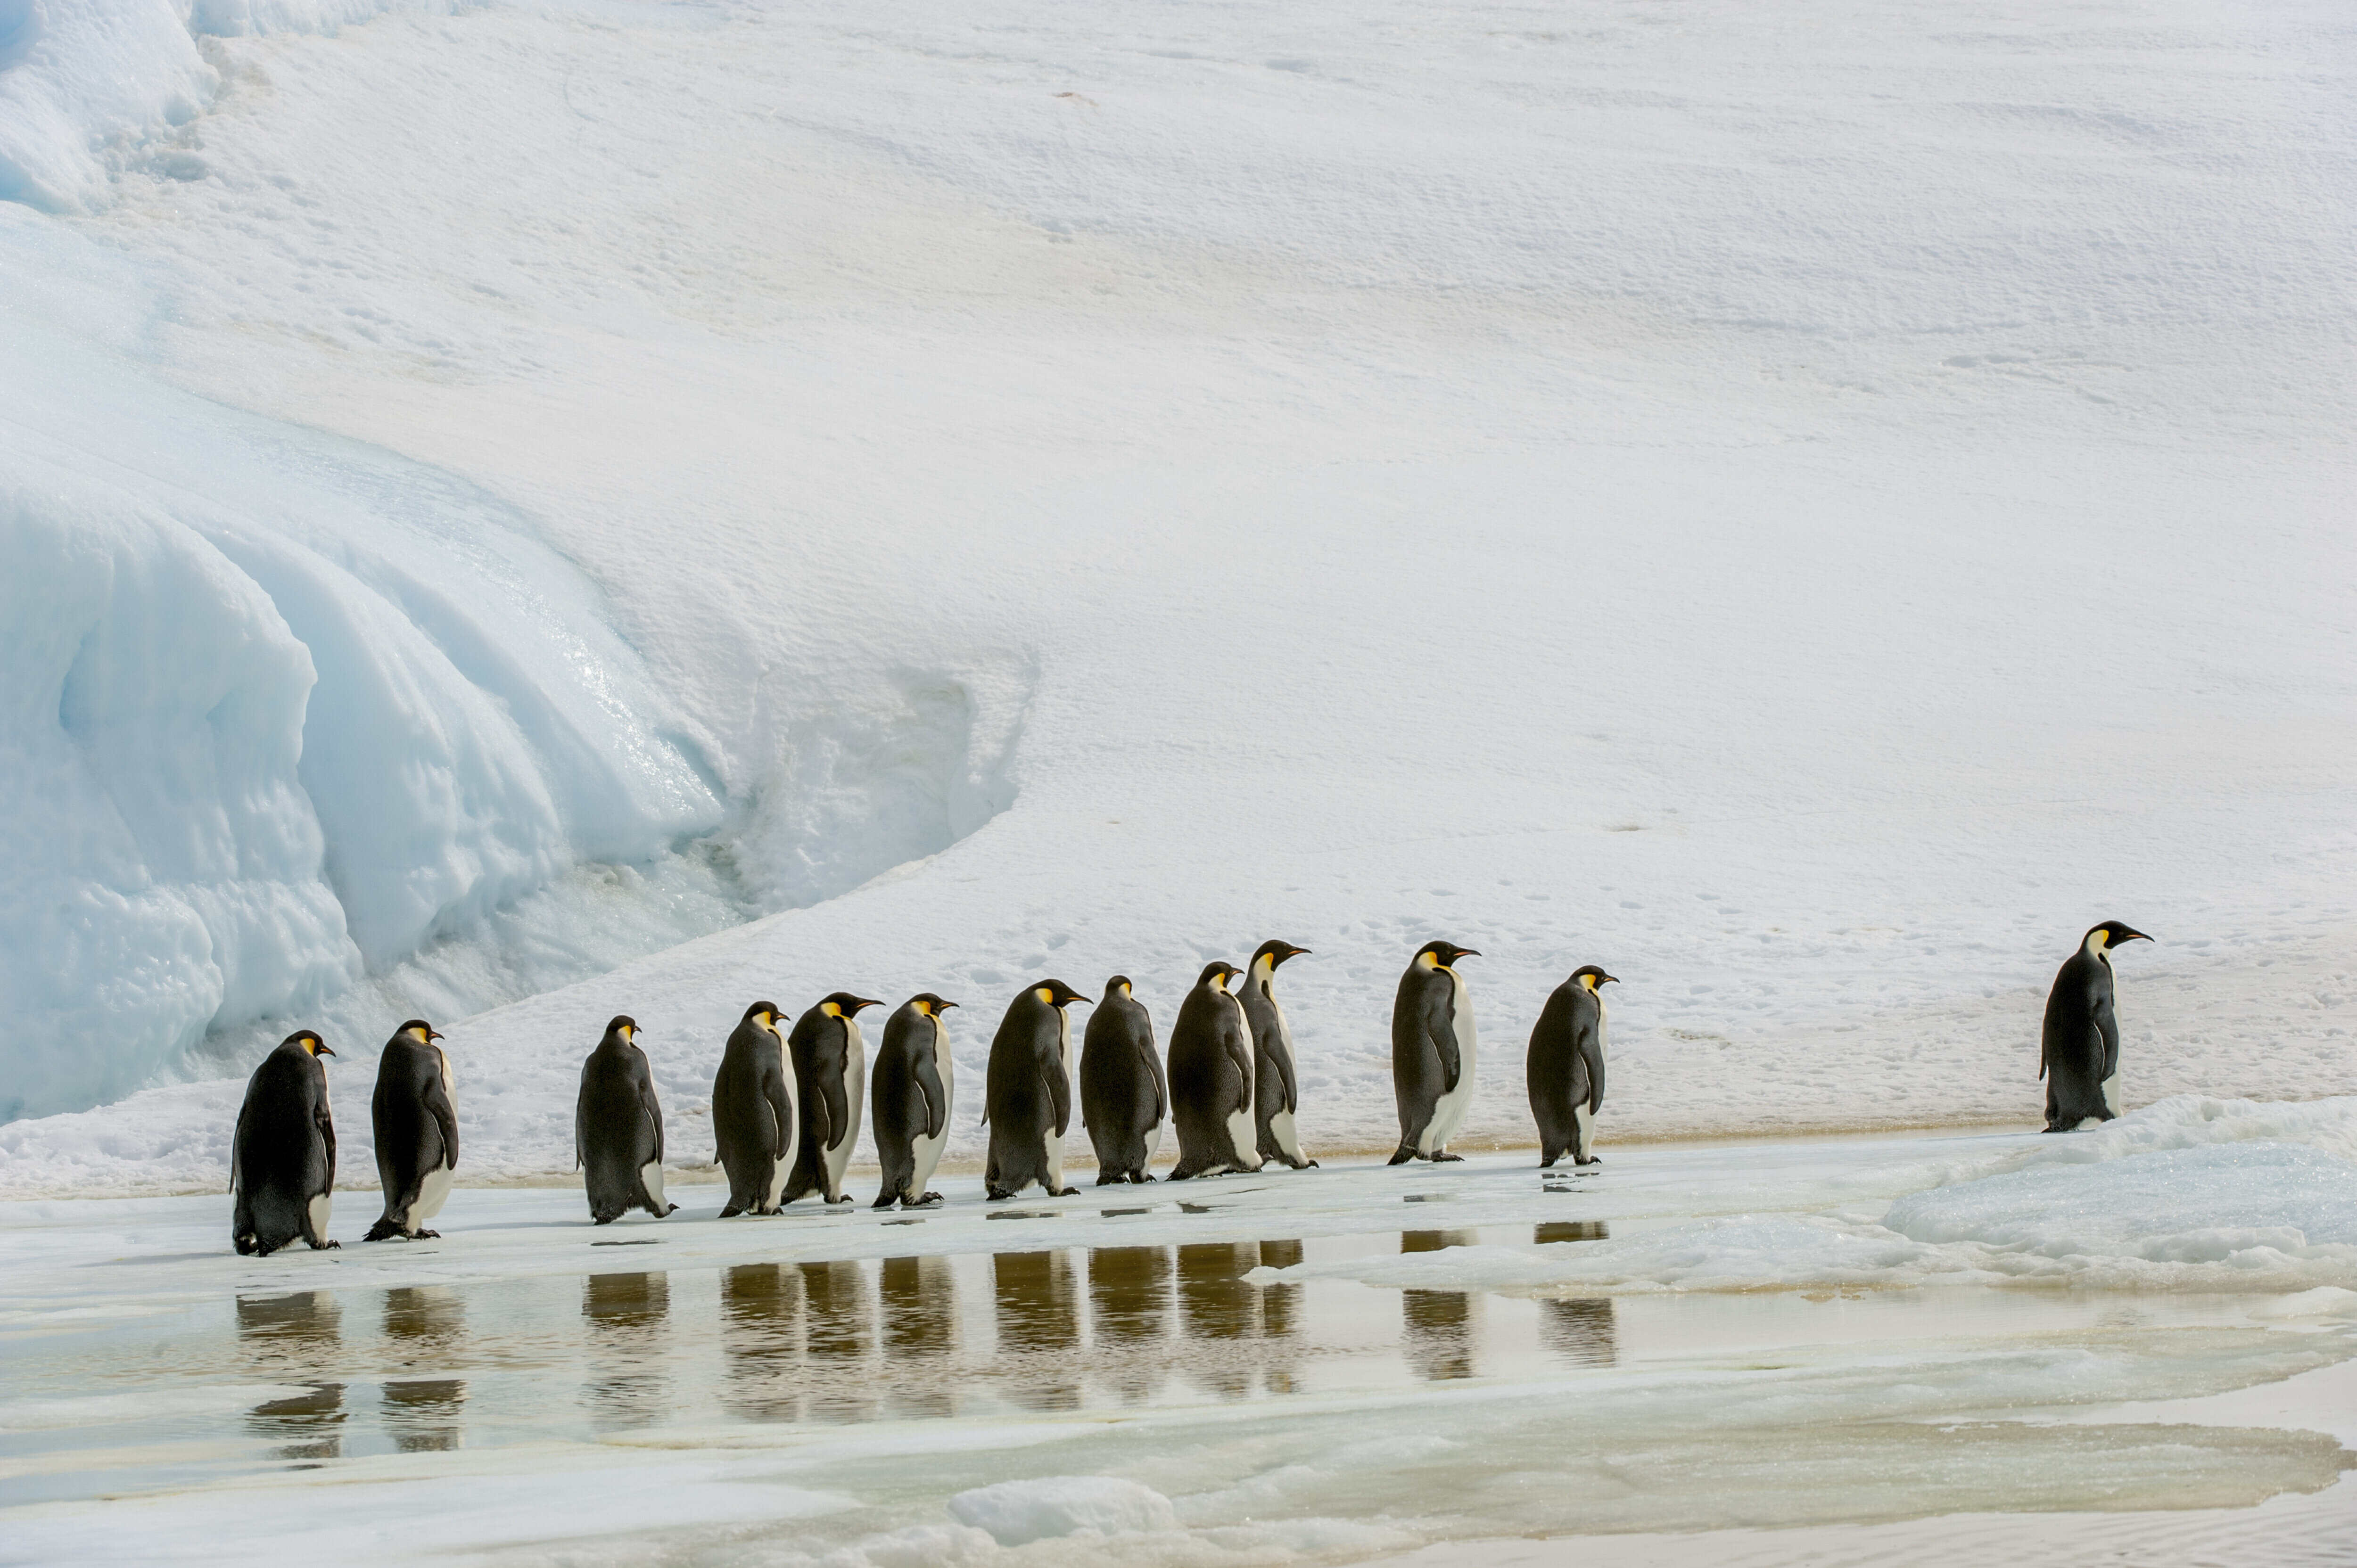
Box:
(3, 1132, 2353, 1562)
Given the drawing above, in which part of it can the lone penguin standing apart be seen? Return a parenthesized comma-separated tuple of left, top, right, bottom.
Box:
(1390, 940, 1481, 1164)
(1167, 961, 1262, 1180)
(713, 1002, 795, 1216)
(872, 993, 958, 1209)
(365, 1019, 457, 1240)
(1080, 976, 1167, 1183)
(784, 993, 882, 1206)
(1239, 940, 1318, 1170)
(1527, 967, 1615, 1167)
(576, 1016, 677, 1223)
(2042, 921, 2151, 1132)
(984, 980, 1090, 1199)
(232, 1029, 340, 1256)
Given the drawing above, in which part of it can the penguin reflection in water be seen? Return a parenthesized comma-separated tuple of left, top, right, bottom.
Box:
(1391, 941, 1480, 1164)
(712, 1002, 795, 1216)
(785, 993, 883, 1206)
(1081, 976, 1167, 1184)
(232, 1029, 340, 1255)
(1528, 967, 1615, 1167)
(576, 1016, 679, 1223)
(365, 1020, 458, 1240)
(2042, 921, 2151, 1132)
(873, 993, 958, 1209)
(1239, 940, 1317, 1169)
(1167, 961, 1262, 1180)
(985, 980, 1091, 1199)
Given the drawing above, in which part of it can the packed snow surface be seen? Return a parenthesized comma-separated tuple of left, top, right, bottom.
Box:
(1, 0, 2352, 1170)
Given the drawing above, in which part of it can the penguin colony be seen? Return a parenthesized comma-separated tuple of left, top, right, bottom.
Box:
(226, 923, 2149, 1250)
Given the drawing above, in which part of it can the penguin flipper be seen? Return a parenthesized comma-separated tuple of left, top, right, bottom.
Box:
(1419, 992, 1461, 1093)
(1141, 1038, 1168, 1125)
(423, 1074, 460, 1170)
(2094, 994, 2122, 1086)
(229, 1102, 247, 1196)
(638, 1077, 666, 1166)
(1044, 1054, 1072, 1139)
(914, 1051, 948, 1141)
(764, 1069, 791, 1160)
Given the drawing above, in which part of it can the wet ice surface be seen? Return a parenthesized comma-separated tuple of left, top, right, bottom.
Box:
(3, 1117, 2354, 1564)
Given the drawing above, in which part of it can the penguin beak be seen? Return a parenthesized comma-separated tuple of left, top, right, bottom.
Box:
(1602, 974, 1619, 985)
(315, 1043, 336, 1057)
(2114, 928, 2152, 944)
(1457, 949, 1481, 960)
(939, 1000, 959, 1010)
(428, 1028, 444, 1040)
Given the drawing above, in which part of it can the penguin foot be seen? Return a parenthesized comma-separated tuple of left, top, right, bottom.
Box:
(1166, 1168, 1195, 1182)
(1428, 1150, 1465, 1163)
(234, 1234, 260, 1256)
(912, 1192, 945, 1208)
(1096, 1171, 1123, 1186)
(720, 1204, 746, 1218)
(364, 1219, 405, 1242)
(872, 1193, 899, 1209)
(1133, 1173, 1157, 1183)
(592, 1213, 619, 1225)
(1050, 1186, 1080, 1198)
(1387, 1145, 1416, 1166)
(309, 1239, 341, 1250)
(1574, 1156, 1600, 1167)
(827, 1195, 854, 1207)
(413, 1229, 441, 1240)
(658, 1204, 680, 1217)
(987, 1187, 1014, 1201)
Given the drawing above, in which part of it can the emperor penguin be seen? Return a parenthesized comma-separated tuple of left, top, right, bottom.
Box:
(1390, 940, 1480, 1164)
(1527, 967, 1615, 1167)
(231, 1030, 340, 1256)
(576, 1016, 678, 1223)
(2041, 921, 2151, 1132)
(364, 1019, 458, 1241)
(983, 980, 1090, 1199)
(872, 993, 958, 1208)
(784, 993, 882, 1206)
(1166, 961, 1262, 1180)
(1080, 976, 1167, 1183)
(1239, 940, 1318, 1170)
(712, 1001, 795, 1216)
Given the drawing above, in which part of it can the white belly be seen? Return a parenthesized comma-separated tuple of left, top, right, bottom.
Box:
(640, 1160, 668, 1208)
(1572, 1101, 1595, 1160)
(1146, 1119, 1164, 1162)
(1418, 975, 1478, 1154)
(762, 1131, 792, 1207)
(909, 1020, 953, 1192)
(1225, 1106, 1259, 1170)
(414, 1160, 454, 1223)
(822, 1022, 868, 1190)
(1269, 1107, 1304, 1161)
(306, 1190, 332, 1242)
(2101, 1069, 2120, 1117)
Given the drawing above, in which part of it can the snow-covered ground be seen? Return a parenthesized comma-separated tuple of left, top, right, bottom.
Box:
(2, 0, 2352, 1190)
(3, 1101, 2355, 1562)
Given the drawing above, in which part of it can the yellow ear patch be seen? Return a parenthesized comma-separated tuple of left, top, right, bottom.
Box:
(1035, 986, 1054, 1005)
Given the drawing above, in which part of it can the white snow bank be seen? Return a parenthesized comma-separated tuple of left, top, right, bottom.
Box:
(1251, 1097, 2357, 1296)
(946, 1477, 1178, 1546)
(0, 0, 407, 212)
(0, 213, 729, 1120)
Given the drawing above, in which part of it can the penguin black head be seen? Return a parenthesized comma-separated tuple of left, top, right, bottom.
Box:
(1250, 940, 1311, 969)
(741, 1000, 786, 1029)
(604, 1015, 639, 1042)
(393, 1018, 443, 1043)
(1195, 961, 1244, 991)
(2083, 921, 2152, 953)
(286, 1029, 333, 1058)
(1413, 940, 1479, 969)
(1032, 979, 1092, 1009)
(1569, 965, 1618, 989)
(818, 993, 884, 1018)
(907, 993, 958, 1016)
